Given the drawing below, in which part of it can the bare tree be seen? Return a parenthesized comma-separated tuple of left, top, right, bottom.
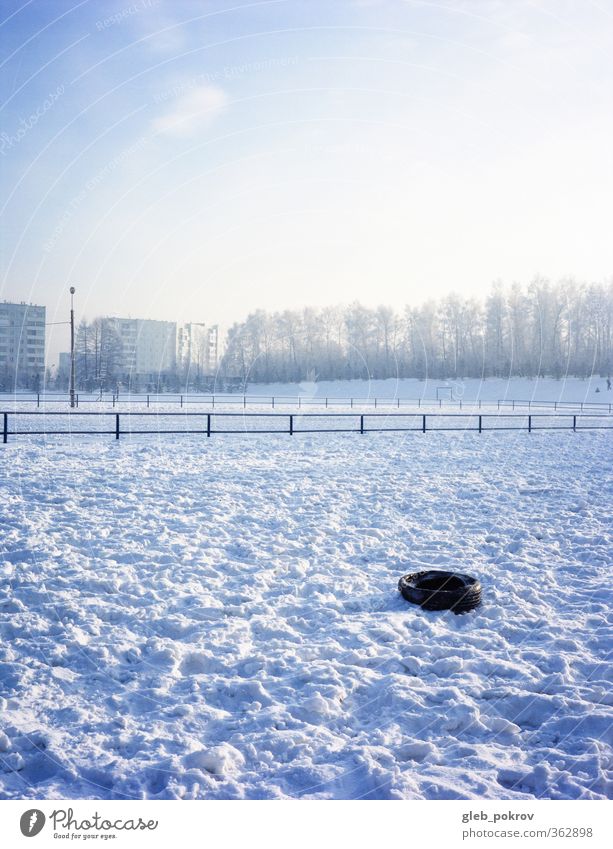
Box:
(219, 280, 613, 385)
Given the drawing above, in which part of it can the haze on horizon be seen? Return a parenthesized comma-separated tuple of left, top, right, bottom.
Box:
(1, 0, 612, 362)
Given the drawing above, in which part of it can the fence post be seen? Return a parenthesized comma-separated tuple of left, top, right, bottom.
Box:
(325, 397, 328, 408)
(397, 397, 400, 408)
(289, 414, 293, 436)
(212, 395, 215, 408)
(573, 414, 576, 433)
(180, 395, 183, 408)
(360, 414, 364, 434)
(528, 415, 532, 433)
(147, 394, 150, 408)
(351, 398, 353, 408)
(113, 395, 116, 408)
(298, 396, 301, 409)
(207, 413, 211, 437)
(375, 397, 377, 408)
(422, 414, 426, 433)
(115, 413, 120, 440)
(478, 415, 482, 433)
(272, 396, 275, 409)
(512, 400, 515, 410)
(37, 392, 40, 408)
(243, 395, 246, 408)
(3, 412, 7, 444)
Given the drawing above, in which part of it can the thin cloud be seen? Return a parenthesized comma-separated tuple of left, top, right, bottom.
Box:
(151, 85, 227, 137)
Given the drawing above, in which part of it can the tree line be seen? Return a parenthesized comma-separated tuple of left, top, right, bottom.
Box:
(220, 279, 612, 384)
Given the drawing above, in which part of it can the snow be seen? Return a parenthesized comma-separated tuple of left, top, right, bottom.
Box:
(2, 376, 612, 440)
(241, 376, 612, 405)
(0, 417, 612, 799)
(3, 376, 613, 410)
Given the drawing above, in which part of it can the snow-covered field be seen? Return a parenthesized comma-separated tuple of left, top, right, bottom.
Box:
(1, 424, 611, 801)
(244, 376, 613, 405)
(3, 376, 613, 411)
(2, 377, 612, 440)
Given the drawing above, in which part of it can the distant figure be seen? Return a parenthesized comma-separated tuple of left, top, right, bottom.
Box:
(607, 378, 611, 391)
(595, 387, 600, 393)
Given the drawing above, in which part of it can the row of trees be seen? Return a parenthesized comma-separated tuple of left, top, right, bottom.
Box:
(72, 319, 123, 390)
(221, 279, 613, 384)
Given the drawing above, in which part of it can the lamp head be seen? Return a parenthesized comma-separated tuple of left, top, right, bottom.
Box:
(69, 286, 75, 294)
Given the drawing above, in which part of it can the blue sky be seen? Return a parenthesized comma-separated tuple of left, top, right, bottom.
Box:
(1, 0, 612, 361)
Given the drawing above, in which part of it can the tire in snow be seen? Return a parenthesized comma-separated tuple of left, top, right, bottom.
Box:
(398, 570, 481, 614)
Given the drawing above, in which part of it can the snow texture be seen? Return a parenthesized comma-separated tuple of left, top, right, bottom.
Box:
(241, 376, 613, 404)
(4, 376, 613, 410)
(0, 399, 612, 799)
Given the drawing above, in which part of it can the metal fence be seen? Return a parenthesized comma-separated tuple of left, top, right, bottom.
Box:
(2, 411, 612, 442)
(2, 392, 612, 412)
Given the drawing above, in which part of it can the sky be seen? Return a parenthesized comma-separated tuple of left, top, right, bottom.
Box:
(0, 0, 612, 362)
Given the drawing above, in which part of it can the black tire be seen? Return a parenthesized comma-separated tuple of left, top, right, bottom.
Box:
(398, 570, 481, 614)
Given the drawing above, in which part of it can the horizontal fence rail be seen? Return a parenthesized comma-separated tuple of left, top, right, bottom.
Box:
(2, 411, 612, 442)
(1, 392, 612, 413)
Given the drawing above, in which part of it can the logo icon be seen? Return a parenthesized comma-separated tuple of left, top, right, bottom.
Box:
(19, 810, 46, 837)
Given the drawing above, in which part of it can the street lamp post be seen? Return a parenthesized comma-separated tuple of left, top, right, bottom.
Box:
(69, 287, 76, 408)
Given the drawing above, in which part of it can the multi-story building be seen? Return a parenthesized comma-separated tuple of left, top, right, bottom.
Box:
(103, 317, 176, 381)
(177, 323, 219, 379)
(135, 319, 176, 377)
(71, 314, 218, 389)
(0, 301, 46, 389)
(57, 351, 71, 386)
(113, 318, 138, 374)
(207, 325, 219, 373)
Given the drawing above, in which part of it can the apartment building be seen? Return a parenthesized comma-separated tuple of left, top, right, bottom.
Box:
(177, 323, 219, 377)
(207, 325, 219, 372)
(135, 319, 177, 376)
(0, 301, 46, 389)
(68, 314, 219, 388)
(103, 317, 176, 380)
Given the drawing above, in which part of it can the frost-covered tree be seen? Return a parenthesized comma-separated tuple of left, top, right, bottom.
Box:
(220, 279, 613, 384)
